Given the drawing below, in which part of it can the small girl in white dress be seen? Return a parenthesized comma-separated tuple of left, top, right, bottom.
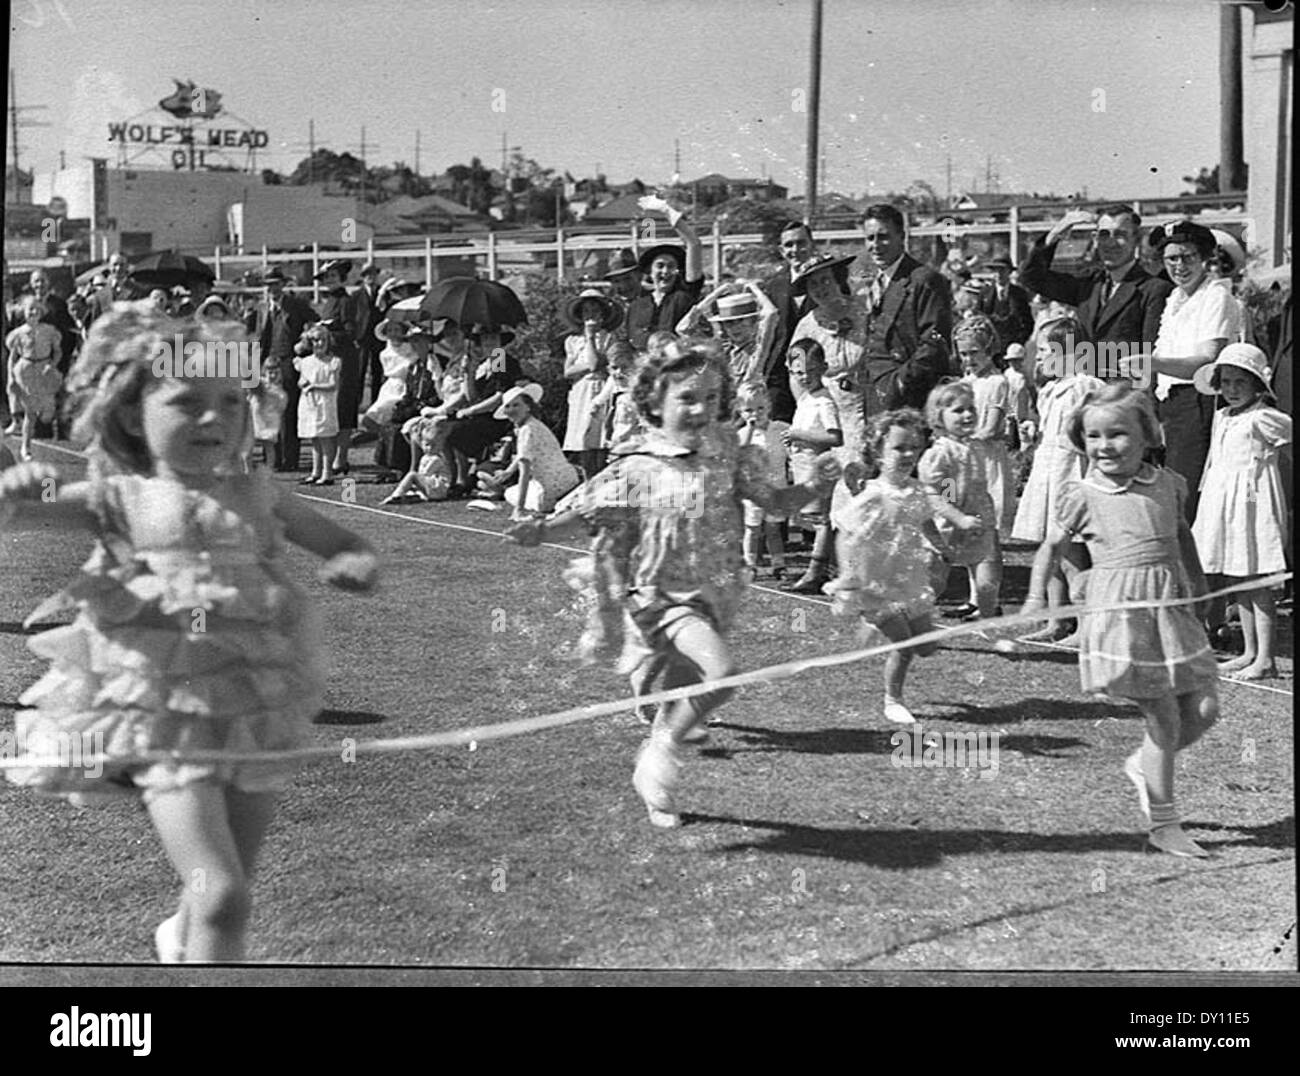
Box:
(561, 291, 619, 478)
(293, 324, 342, 485)
(1011, 318, 1103, 640)
(1190, 344, 1292, 679)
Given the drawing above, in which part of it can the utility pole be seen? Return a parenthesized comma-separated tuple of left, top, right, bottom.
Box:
(415, 129, 421, 179)
(7, 69, 51, 204)
(1219, 3, 1245, 191)
(945, 152, 952, 207)
(804, 0, 823, 224)
(985, 154, 992, 194)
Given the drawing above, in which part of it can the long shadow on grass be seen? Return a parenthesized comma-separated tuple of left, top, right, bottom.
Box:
(935, 698, 1137, 727)
(719, 722, 1090, 758)
(699, 814, 1295, 866)
(0, 621, 54, 635)
(312, 709, 388, 725)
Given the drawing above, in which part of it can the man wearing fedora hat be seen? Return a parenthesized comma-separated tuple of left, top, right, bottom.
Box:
(604, 247, 645, 313)
(624, 194, 704, 349)
(356, 263, 386, 409)
(975, 256, 1033, 348)
(1019, 204, 1173, 380)
(248, 267, 319, 470)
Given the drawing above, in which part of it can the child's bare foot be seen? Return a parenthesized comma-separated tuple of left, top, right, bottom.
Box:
(1148, 823, 1209, 858)
(1229, 661, 1277, 681)
(1216, 653, 1255, 673)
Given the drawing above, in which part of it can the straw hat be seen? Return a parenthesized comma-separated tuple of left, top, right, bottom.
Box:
(493, 381, 544, 420)
(709, 292, 760, 322)
(562, 289, 623, 332)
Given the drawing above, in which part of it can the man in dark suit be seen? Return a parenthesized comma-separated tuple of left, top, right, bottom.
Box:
(860, 203, 954, 412)
(760, 220, 816, 421)
(977, 257, 1034, 348)
(1018, 205, 1173, 379)
(246, 268, 319, 470)
(84, 252, 143, 328)
(356, 263, 384, 408)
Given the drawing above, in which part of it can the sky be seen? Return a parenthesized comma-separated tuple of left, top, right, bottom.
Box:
(8, 0, 1226, 202)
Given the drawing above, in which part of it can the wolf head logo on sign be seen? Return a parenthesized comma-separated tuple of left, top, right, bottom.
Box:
(158, 79, 224, 120)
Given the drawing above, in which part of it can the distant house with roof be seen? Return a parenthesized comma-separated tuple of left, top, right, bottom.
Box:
(681, 173, 789, 209)
(364, 193, 486, 244)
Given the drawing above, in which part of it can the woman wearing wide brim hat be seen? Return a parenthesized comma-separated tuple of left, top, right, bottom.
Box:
(562, 289, 624, 334)
(624, 194, 705, 349)
(789, 251, 871, 480)
(314, 259, 364, 475)
(561, 290, 623, 475)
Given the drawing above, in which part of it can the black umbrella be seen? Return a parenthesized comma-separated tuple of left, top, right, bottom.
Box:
(418, 277, 527, 331)
(129, 251, 217, 290)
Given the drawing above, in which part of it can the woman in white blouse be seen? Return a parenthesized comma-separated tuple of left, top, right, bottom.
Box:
(1137, 221, 1245, 521)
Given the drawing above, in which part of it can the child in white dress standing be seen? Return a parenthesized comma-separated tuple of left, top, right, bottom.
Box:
(783, 339, 842, 593)
(1012, 318, 1103, 640)
(1190, 344, 1292, 679)
(561, 290, 619, 478)
(958, 316, 1015, 539)
(293, 324, 342, 486)
(247, 364, 288, 469)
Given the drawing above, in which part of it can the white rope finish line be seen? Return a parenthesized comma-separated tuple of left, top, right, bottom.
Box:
(0, 572, 1289, 770)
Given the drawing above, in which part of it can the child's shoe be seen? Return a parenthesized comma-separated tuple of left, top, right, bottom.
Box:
(1148, 823, 1209, 859)
(883, 696, 916, 725)
(633, 733, 682, 828)
(155, 914, 185, 964)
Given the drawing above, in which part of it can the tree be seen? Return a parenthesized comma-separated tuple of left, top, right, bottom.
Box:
(445, 157, 497, 215)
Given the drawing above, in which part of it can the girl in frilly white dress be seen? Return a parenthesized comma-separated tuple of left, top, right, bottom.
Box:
(1190, 344, 1292, 680)
(0, 304, 379, 962)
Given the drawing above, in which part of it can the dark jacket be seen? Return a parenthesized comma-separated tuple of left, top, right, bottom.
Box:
(1019, 237, 1173, 371)
(246, 292, 319, 362)
(762, 265, 817, 370)
(863, 253, 954, 411)
(976, 282, 1034, 348)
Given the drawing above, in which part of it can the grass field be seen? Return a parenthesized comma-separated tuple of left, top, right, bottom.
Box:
(1, 442, 1294, 971)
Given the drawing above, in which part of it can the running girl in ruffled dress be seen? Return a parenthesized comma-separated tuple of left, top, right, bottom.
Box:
(827, 408, 984, 725)
(1025, 383, 1218, 858)
(0, 304, 379, 960)
(507, 342, 839, 828)
(1189, 344, 1292, 680)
